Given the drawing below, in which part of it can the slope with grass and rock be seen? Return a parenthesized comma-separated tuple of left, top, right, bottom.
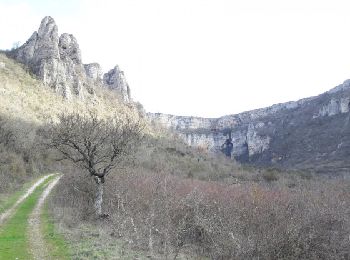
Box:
(149, 80, 350, 175)
(7, 16, 131, 102)
(0, 16, 349, 260)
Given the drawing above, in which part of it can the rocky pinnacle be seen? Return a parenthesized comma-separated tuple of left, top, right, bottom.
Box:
(10, 16, 131, 102)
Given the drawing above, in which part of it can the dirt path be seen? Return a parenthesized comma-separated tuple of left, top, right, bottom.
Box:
(28, 175, 61, 260)
(0, 174, 54, 226)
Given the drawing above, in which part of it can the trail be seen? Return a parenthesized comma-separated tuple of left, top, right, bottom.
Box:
(0, 174, 54, 226)
(28, 175, 61, 260)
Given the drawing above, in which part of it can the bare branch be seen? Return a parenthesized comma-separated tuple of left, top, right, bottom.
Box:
(41, 111, 143, 180)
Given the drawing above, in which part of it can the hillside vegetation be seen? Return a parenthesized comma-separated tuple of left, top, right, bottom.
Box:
(0, 53, 143, 124)
(0, 52, 144, 193)
(0, 53, 350, 259)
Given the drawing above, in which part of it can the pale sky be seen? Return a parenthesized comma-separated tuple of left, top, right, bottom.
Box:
(2, 0, 350, 117)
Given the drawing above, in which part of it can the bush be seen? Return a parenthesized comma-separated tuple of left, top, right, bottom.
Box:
(50, 167, 350, 259)
(261, 169, 279, 182)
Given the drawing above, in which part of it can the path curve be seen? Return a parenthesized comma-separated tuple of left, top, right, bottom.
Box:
(0, 174, 54, 226)
(28, 175, 61, 260)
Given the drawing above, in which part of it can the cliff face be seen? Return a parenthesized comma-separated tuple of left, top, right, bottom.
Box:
(148, 81, 350, 174)
(9, 16, 131, 102)
(6, 17, 350, 174)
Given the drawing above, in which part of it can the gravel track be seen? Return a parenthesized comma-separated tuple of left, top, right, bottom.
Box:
(0, 174, 54, 226)
(28, 175, 61, 260)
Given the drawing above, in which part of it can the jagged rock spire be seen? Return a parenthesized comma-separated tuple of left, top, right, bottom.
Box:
(59, 33, 82, 64)
(10, 16, 131, 102)
(103, 66, 131, 103)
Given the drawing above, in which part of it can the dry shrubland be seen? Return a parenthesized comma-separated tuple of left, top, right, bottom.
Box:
(0, 52, 146, 191)
(1, 52, 350, 259)
(0, 115, 42, 193)
(50, 136, 350, 259)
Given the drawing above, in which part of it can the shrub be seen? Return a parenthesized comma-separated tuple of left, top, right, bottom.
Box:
(262, 169, 279, 182)
(50, 168, 350, 259)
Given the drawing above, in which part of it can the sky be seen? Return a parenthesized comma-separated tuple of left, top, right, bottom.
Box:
(2, 0, 350, 117)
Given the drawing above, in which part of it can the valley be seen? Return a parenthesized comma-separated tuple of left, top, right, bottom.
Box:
(0, 16, 349, 260)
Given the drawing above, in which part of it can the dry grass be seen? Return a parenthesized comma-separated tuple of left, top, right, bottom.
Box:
(1, 53, 350, 259)
(50, 165, 350, 259)
(0, 53, 143, 126)
(48, 135, 350, 259)
(0, 52, 151, 194)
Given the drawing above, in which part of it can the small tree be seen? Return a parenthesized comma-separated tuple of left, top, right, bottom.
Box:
(44, 112, 143, 216)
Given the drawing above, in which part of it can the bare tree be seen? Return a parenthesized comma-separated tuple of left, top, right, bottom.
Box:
(43, 112, 144, 216)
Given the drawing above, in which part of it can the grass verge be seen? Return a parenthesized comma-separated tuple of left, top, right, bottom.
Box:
(0, 176, 41, 214)
(41, 202, 70, 259)
(0, 175, 54, 260)
(63, 224, 148, 260)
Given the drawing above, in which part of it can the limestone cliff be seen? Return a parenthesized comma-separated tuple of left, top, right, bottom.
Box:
(8, 16, 131, 102)
(149, 80, 350, 174)
(6, 16, 350, 174)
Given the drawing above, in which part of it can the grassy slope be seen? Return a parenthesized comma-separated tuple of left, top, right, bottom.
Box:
(0, 53, 156, 259)
(64, 224, 147, 260)
(41, 203, 70, 260)
(0, 52, 246, 259)
(2, 48, 349, 259)
(0, 176, 42, 214)
(0, 53, 142, 125)
(0, 175, 54, 259)
(0, 52, 150, 199)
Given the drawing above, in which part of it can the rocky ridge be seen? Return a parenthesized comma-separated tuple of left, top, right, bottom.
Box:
(5, 16, 350, 174)
(149, 80, 350, 174)
(8, 16, 131, 102)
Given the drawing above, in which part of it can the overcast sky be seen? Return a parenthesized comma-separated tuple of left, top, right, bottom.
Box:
(1, 0, 350, 117)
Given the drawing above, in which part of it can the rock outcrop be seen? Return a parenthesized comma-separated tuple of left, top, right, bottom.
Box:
(84, 63, 102, 82)
(103, 66, 131, 103)
(149, 80, 350, 174)
(7, 17, 350, 175)
(9, 16, 131, 102)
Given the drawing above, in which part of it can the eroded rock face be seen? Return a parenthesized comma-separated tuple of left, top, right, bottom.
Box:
(14, 17, 59, 68)
(314, 97, 350, 117)
(10, 16, 131, 102)
(149, 81, 350, 174)
(103, 66, 131, 102)
(84, 63, 102, 81)
(246, 123, 270, 156)
(59, 33, 81, 64)
(147, 113, 213, 130)
(148, 112, 271, 159)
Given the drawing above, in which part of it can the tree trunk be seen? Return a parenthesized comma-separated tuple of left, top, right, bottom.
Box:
(148, 200, 155, 257)
(94, 177, 104, 216)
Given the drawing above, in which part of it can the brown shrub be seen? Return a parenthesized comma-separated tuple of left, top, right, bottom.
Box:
(50, 167, 350, 259)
